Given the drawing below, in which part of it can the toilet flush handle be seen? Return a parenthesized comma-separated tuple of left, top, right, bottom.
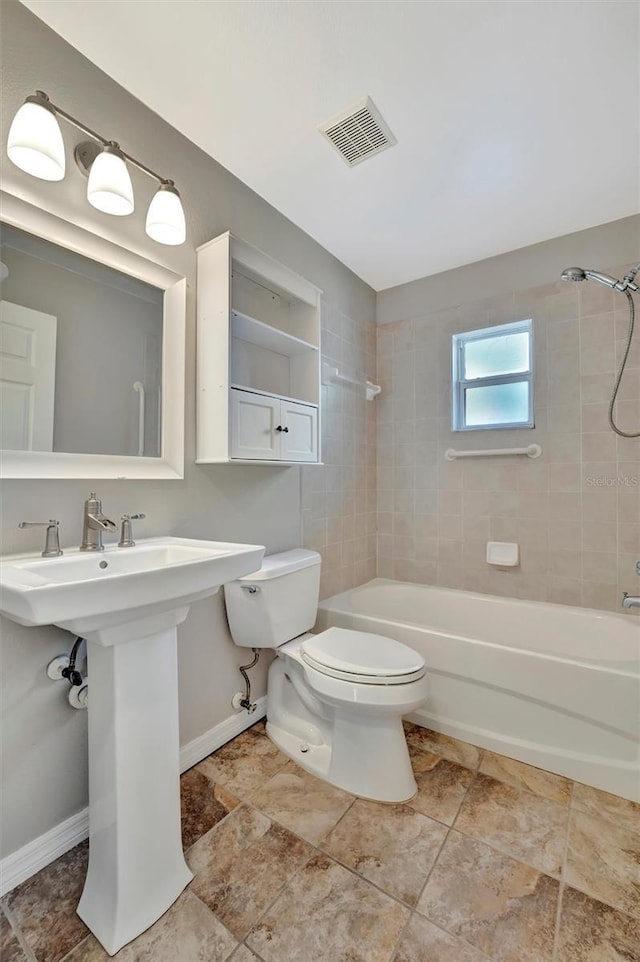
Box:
(241, 584, 260, 594)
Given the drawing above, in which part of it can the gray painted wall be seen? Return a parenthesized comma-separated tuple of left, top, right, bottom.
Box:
(377, 215, 640, 323)
(0, 1, 375, 859)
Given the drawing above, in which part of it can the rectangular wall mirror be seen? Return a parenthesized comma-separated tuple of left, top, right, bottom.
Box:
(0, 191, 185, 479)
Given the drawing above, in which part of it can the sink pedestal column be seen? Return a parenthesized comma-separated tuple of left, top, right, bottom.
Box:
(77, 611, 192, 956)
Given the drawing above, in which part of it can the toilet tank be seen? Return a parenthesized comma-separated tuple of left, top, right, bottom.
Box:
(224, 549, 321, 648)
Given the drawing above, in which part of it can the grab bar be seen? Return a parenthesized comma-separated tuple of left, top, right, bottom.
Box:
(133, 381, 145, 457)
(445, 444, 542, 461)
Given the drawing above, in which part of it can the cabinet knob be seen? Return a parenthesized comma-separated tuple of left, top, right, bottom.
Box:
(276, 425, 289, 433)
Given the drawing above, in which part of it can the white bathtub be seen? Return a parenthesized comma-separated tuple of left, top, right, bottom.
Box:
(316, 579, 640, 802)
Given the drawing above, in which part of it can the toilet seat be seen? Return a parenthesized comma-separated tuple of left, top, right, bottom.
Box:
(300, 627, 426, 686)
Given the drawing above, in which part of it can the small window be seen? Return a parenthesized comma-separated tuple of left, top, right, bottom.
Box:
(452, 320, 533, 431)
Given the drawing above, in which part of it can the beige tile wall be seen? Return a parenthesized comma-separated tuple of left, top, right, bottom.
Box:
(376, 265, 640, 613)
(302, 300, 378, 599)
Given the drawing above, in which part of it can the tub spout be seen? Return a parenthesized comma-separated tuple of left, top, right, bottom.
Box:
(622, 593, 640, 609)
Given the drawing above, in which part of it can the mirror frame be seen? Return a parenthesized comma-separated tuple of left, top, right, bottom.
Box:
(0, 190, 185, 479)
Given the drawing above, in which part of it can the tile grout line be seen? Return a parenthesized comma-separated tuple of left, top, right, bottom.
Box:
(236, 802, 324, 949)
(444, 751, 572, 961)
(189, 801, 320, 956)
(1, 900, 38, 962)
(235, 746, 478, 946)
(550, 779, 575, 962)
(384, 909, 413, 962)
(388, 757, 478, 948)
(184, 750, 348, 957)
(236, 943, 267, 962)
(448, 749, 483, 834)
(188, 856, 302, 962)
(183, 730, 293, 859)
(188, 749, 421, 953)
(59, 935, 92, 962)
(397, 755, 500, 961)
(273, 776, 358, 845)
(448, 757, 574, 884)
(243, 735, 474, 886)
(266, 739, 482, 906)
(405, 909, 496, 961)
(557, 784, 640, 922)
(181, 890, 266, 962)
(243, 798, 415, 912)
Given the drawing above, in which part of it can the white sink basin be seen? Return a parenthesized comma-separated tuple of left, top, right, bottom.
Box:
(0, 536, 264, 641)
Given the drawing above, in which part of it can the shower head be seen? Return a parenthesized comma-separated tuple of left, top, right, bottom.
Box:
(561, 267, 587, 283)
(561, 266, 619, 289)
(561, 265, 639, 293)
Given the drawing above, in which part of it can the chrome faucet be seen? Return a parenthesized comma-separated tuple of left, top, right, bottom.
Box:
(622, 593, 640, 610)
(80, 493, 117, 551)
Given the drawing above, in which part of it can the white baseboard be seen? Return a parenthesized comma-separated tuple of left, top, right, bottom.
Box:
(179, 696, 266, 771)
(0, 807, 89, 900)
(0, 698, 266, 898)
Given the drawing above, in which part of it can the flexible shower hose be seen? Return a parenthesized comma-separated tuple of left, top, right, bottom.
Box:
(608, 291, 639, 438)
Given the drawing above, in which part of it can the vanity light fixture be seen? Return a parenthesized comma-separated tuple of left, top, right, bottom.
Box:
(145, 180, 186, 245)
(7, 91, 186, 245)
(86, 142, 134, 216)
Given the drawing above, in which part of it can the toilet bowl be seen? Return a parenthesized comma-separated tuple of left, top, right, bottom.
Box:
(224, 549, 428, 802)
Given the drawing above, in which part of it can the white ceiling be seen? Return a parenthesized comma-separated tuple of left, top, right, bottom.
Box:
(21, 0, 640, 291)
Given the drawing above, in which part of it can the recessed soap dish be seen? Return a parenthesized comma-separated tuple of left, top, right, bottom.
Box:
(486, 542, 519, 567)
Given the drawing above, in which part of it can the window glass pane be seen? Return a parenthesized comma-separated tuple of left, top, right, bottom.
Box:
(465, 381, 530, 427)
(463, 331, 529, 379)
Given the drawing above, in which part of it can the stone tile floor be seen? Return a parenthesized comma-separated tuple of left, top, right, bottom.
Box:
(1, 720, 639, 962)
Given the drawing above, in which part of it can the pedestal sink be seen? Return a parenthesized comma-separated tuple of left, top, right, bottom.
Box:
(0, 537, 265, 955)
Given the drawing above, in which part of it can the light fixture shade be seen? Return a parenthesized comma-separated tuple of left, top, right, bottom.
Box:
(87, 144, 134, 216)
(7, 98, 66, 181)
(145, 182, 186, 246)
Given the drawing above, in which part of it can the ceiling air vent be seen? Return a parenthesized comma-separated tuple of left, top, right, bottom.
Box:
(319, 97, 396, 167)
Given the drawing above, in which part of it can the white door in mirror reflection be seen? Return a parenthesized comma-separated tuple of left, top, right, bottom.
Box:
(0, 300, 57, 451)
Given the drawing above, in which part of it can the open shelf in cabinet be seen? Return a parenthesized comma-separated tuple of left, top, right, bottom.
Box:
(231, 310, 318, 357)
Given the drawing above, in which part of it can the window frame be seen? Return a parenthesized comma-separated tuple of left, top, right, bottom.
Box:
(451, 319, 534, 432)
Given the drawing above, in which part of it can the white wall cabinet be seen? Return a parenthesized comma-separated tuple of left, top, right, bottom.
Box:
(230, 389, 317, 462)
(197, 232, 322, 464)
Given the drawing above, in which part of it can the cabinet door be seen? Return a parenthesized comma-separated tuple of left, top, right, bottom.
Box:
(230, 389, 280, 460)
(280, 400, 318, 462)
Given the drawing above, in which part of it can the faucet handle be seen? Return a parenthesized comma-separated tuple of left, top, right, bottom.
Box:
(19, 520, 63, 558)
(118, 513, 146, 548)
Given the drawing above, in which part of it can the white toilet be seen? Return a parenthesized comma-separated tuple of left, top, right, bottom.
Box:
(224, 549, 428, 802)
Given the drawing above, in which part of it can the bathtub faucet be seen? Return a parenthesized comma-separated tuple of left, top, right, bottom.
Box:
(621, 593, 640, 609)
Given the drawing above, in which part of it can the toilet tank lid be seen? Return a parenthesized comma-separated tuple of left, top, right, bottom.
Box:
(235, 548, 321, 582)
